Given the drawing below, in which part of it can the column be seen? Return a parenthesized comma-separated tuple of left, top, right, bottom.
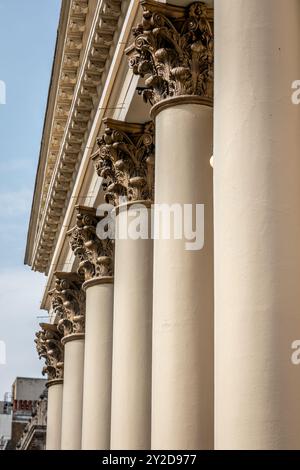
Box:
(46, 379, 63, 450)
(93, 119, 154, 449)
(35, 323, 64, 450)
(214, 0, 300, 449)
(67, 206, 114, 450)
(127, 2, 214, 449)
(51, 272, 86, 450)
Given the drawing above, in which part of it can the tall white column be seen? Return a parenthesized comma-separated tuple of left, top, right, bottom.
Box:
(93, 119, 155, 450)
(127, 2, 214, 450)
(110, 205, 153, 450)
(151, 99, 213, 450)
(81, 280, 113, 449)
(67, 205, 114, 450)
(214, 0, 300, 449)
(61, 334, 85, 450)
(46, 379, 63, 450)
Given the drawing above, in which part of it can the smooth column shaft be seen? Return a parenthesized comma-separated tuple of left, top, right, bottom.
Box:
(60, 336, 84, 449)
(214, 0, 300, 449)
(46, 381, 63, 450)
(81, 281, 113, 449)
(110, 207, 153, 449)
(152, 101, 214, 449)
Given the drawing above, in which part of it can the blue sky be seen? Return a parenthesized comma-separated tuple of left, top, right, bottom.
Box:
(0, 0, 61, 397)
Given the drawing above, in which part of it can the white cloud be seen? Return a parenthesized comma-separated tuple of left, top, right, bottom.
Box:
(0, 267, 48, 397)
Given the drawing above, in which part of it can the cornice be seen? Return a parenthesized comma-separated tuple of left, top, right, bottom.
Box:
(24, 0, 71, 267)
(25, 0, 125, 274)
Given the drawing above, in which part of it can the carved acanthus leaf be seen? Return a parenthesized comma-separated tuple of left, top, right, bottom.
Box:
(93, 119, 155, 205)
(126, 1, 213, 104)
(35, 323, 64, 381)
(50, 273, 86, 336)
(67, 206, 114, 281)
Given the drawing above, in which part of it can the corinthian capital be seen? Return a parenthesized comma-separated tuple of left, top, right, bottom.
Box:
(67, 205, 114, 281)
(93, 118, 155, 205)
(49, 272, 86, 337)
(35, 323, 64, 381)
(126, 1, 213, 105)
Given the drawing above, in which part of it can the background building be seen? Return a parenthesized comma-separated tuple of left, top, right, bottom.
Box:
(0, 396, 13, 450)
(16, 390, 47, 451)
(1, 377, 47, 450)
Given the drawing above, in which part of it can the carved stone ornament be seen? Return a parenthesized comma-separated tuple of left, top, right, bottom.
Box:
(126, 0, 213, 105)
(67, 205, 114, 281)
(35, 323, 64, 381)
(93, 118, 155, 205)
(49, 272, 86, 337)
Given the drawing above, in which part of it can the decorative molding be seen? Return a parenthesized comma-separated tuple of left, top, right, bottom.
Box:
(39, 0, 89, 223)
(150, 94, 213, 118)
(30, 0, 125, 273)
(126, 0, 213, 105)
(49, 272, 86, 336)
(67, 205, 114, 281)
(35, 323, 64, 381)
(92, 118, 155, 205)
(46, 378, 63, 388)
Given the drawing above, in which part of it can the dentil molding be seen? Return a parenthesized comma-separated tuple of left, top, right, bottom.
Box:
(32, 0, 124, 274)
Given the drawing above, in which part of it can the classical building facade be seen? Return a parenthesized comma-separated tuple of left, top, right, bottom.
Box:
(24, 0, 300, 450)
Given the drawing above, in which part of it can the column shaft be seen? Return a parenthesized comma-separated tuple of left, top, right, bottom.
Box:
(60, 335, 85, 450)
(151, 99, 214, 449)
(214, 0, 300, 449)
(81, 280, 113, 449)
(110, 207, 153, 450)
(46, 380, 63, 450)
